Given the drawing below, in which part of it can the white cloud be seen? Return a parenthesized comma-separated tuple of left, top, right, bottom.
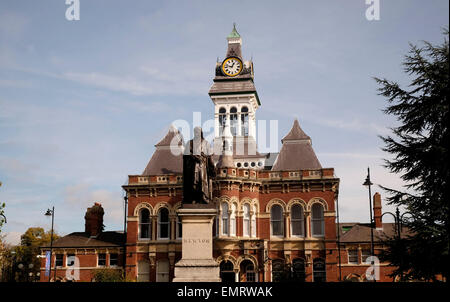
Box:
(3, 231, 21, 245)
(63, 183, 124, 226)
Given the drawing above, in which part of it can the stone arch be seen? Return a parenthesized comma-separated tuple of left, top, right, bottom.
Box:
(307, 197, 328, 212)
(287, 198, 307, 213)
(240, 197, 253, 211)
(265, 198, 286, 213)
(236, 254, 258, 268)
(216, 254, 238, 270)
(154, 202, 171, 215)
(170, 201, 182, 215)
(218, 195, 231, 207)
(251, 198, 260, 214)
(230, 196, 239, 208)
(134, 202, 153, 217)
(345, 273, 363, 282)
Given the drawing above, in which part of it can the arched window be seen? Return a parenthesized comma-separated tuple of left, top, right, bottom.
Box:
(271, 259, 284, 282)
(313, 258, 326, 282)
(291, 204, 304, 237)
(158, 208, 170, 239)
(271, 204, 283, 236)
(156, 259, 169, 282)
(230, 203, 236, 236)
(219, 107, 227, 135)
(240, 260, 256, 282)
(230, 107, 238, 136)
(311, 203, 324, 237)
(220, 261, 235, 282)
(292, 258, 306, 281)
(251, 205, 257, 237)
(243, 204, 250, 237)
(240, 106, 249, 136)
(139, 208, 151, 239)
(221, 203, 229, 236)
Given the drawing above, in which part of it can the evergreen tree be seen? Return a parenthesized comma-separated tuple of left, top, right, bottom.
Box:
(0, 182, 5, 233)
(375, 29, 449, 281)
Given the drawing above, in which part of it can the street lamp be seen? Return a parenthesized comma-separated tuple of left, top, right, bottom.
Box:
(45, 207, 55, 282)
(381, 207, 412, 281)
(363, 167, 375, 280)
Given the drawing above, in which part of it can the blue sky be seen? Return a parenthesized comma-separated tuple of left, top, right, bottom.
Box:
(0, 0, 448, 244)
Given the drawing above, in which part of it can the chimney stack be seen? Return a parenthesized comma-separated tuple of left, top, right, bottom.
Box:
(85, 202, 104, 237)
(373, 193, 382, 229)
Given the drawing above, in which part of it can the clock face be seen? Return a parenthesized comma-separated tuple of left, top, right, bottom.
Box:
(222, 57, 243, 77)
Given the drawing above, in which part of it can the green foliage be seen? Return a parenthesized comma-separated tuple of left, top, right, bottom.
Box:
(92, 268, 126, 282)
(0, 182, 6, 233)
(375, 28, 449, 281)
(13, 227, 59, 282)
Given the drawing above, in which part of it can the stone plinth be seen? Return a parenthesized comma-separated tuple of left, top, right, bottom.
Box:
(173, 207, 221, 282)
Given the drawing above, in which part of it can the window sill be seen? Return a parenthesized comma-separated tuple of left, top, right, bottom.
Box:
(270, 236, 285, 240)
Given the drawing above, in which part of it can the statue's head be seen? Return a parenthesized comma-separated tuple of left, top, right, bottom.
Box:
(194, 127, 203, 140)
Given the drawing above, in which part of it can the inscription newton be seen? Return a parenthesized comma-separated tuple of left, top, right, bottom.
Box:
(183, 238, 210, 244)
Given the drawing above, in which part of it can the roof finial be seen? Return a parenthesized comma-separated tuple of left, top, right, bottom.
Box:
(227, 23, 240, 39)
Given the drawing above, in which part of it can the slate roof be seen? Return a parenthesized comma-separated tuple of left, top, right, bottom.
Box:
(41, 231, 124, 248)
(338, 223, 411, 243)
(271, 119, 322, 171)
(142, 127, 184, 175)
(208, 78, 257, 95)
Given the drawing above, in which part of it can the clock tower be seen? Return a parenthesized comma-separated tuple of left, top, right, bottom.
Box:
(209, 24, 266, 169)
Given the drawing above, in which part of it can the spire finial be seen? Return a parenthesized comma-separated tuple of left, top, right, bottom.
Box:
(227, 23, 241, 39)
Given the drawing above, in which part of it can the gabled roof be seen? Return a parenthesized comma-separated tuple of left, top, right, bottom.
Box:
(271, 119, 322, 171)
(338, 223, 411, 243)
(142, 127, 184, 175)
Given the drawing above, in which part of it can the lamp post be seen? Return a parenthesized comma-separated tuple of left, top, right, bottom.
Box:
(381, 207, 412, 281)
(45, 207, 54, 282)
(363, 167, 375, 280)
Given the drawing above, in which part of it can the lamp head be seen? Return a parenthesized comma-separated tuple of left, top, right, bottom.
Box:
(45, 209, 52, 216)
(363, 175, 373, 187)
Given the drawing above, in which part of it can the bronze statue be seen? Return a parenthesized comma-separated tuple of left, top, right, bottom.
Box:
(182, 127, 216, 204)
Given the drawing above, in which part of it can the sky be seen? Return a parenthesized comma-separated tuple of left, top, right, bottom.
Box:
(0, 0, 448, 245)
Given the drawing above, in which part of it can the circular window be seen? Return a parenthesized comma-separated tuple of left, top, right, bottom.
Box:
(258, 161, 263, 167)
(237, 163, 241, 168)
(251, 162, 256, 167)
(244, 162, 249, 167)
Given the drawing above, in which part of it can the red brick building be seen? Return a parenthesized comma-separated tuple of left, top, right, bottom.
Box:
(39, 203, 124, 282)
(39, 26, 403, 282)
(121, 25, 340, 282)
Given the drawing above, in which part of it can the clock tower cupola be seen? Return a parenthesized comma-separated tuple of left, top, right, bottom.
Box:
(209, 25, 265, 169)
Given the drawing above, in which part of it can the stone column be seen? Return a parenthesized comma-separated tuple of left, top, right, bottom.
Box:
(151, 215, 157, 240)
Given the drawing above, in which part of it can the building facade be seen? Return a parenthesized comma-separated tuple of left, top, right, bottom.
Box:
(121, 26, 340, 282)
(39, 26, 403, 282)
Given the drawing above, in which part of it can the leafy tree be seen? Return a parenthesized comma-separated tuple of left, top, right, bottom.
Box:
(14, 227, 59, 282)
(375, 29, 449, 281)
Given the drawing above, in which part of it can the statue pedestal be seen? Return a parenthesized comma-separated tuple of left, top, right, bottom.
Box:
(173, 207, 221, 282)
